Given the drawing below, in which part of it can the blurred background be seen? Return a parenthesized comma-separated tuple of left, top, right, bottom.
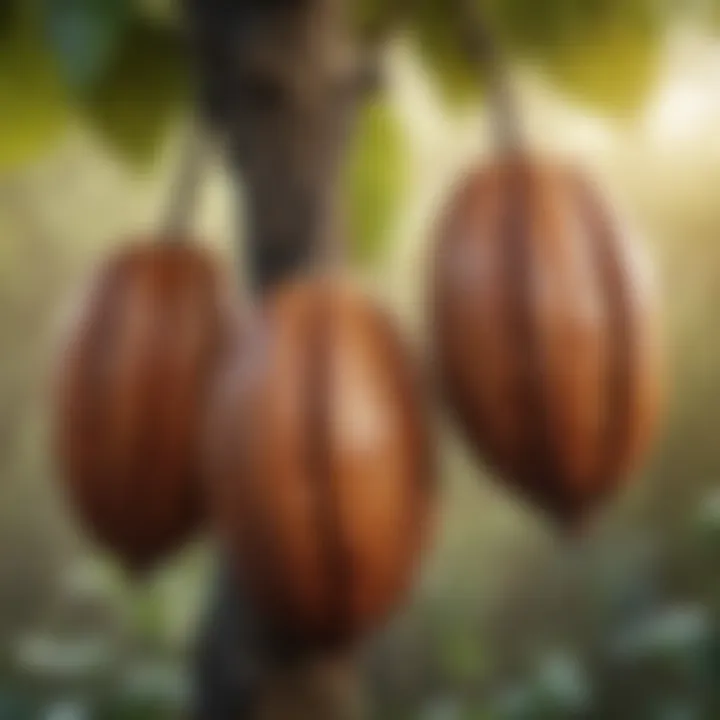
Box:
(2, 1, 720, 718)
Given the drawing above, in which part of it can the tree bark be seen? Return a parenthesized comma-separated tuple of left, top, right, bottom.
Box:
(182, 0, 366, 717)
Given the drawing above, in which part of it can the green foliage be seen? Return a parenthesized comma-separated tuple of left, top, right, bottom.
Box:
(352, 0, 406, 40)
(1, 0, 188, 172)
(492, 0, 660, 55)
(80, 18, 189, 169)
(0, 2, 14, 38)
(412, 0, 482, 106)
(0, 6, 70, 171)
(134, 0, 179, 25)
(0, 0, 705, 171)
(98, 699, 175, 720)
(346, 98, 409, 267)
(41, 0, 129, 91)
(534, 23, 661, 115)
(408, 0, 663, 115)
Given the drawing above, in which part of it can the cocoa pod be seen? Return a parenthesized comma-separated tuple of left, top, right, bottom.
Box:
(54, 241, 234, 573)
(205, 277, 435, 649)
(432, 159, 663, 527)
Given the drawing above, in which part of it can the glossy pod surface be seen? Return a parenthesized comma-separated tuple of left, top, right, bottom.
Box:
(433, 159, 663, 526)
(55, 242, 233, 572)
(206, 278, 435, 649)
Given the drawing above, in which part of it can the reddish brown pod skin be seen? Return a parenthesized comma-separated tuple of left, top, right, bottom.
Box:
(432, 158, 663, 528)
(54, 241, 234, 573)
(205, 277, 435, 649)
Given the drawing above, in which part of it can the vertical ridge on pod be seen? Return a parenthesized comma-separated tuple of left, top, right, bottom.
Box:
(54, 243, 231, 572)
(573, 173, 635, 514)
(432, 158, 663, 527)
(205, 278, 436, 649)
(305, 281, 352, 646)
(501, 162, 562, 518)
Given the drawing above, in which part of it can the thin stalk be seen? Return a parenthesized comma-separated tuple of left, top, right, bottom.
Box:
(160, 117, 207, 241)
(458, 0, 523, 154)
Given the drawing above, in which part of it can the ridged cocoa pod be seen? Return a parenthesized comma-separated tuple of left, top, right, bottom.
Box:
(432, 159, 663, 527)
(54, 241, 234, 572)
(205, 277, 435, 649)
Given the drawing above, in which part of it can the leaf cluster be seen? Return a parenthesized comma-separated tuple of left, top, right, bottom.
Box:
(0, 0, 188, 171)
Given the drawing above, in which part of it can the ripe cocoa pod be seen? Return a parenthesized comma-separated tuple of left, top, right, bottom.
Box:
(54, 241, 234, 572)
(205, 277, 435, 649)
(432, 159, 663, 526)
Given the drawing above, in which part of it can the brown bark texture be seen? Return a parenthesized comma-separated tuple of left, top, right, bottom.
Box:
(183, 0, 368, 717)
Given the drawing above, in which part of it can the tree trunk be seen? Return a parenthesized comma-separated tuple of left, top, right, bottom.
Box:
(183, 0, 365, 717)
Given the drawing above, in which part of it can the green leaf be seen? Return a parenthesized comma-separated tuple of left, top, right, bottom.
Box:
(133, 0, 182, 26)
(538, 25, 661, 115)
(81, 19, 189, 169)
(408, 0, 661, 113)
(346, 99, 409, 267)
(352, 0, 406, 40)
(411, 0, 482, 106)
(0, 10, 71, 171)
(0, 2, 15, 39)
(98, 695, 175, 720)
(489, 0, 660, 51)
(41, 0, 129, 91)
(495, 0, 662, 114)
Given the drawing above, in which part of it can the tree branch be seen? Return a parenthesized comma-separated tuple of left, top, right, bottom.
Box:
(182, 0, 367, 716)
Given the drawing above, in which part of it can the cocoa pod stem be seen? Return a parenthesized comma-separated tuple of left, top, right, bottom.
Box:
(161, 116, 208, 242)
(457, 0, 523, 154)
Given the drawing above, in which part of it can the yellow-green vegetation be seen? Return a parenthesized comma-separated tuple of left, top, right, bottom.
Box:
(538, 25, 660, 115)
(0, 12, 70, 171)
(346, 99, 410, 267)
(411, 0, 484, 106)
(410, 0, 663, 114)
(80, 19, 189, 169)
